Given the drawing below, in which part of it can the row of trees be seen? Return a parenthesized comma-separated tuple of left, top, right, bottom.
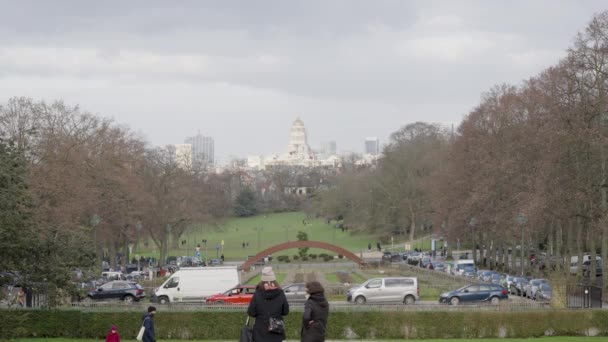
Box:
(314, 12, 608, 283)
(0, 98, 239, 289)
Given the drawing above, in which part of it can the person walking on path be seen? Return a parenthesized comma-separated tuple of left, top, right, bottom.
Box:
(301, 281, 329, 342)
(247, 266, 289, 342)
(105, 325, 120, 342)
(142, 306, 156, 342)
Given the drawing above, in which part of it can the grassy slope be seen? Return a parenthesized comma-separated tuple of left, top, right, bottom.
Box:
(135, 212, 382, 261)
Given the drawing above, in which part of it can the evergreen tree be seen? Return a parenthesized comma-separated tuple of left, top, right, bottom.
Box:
(0, 139, 37, 284)
(234, 187, 258, 217)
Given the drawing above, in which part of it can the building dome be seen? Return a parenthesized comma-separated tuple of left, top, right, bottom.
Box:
(287, 117, 315, 160)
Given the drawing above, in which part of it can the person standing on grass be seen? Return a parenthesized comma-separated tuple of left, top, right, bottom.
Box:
(142, 306, 156, 342)
(301, 281, 329, 342)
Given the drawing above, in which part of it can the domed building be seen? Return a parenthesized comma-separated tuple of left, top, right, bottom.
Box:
(287, 117, 315, 161)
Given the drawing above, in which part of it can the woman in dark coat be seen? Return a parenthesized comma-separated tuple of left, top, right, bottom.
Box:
(301, 281, 329, 342)
(247, 267, 289, 342)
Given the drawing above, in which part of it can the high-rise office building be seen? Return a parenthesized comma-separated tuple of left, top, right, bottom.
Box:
(185, 133, 215, 169)
(364, 137, 380, 155)
(326, 141, 337, 155)
(173, 144, 193, 170)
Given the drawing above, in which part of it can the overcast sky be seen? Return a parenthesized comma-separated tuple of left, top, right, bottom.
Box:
(0, 1, 606, 162)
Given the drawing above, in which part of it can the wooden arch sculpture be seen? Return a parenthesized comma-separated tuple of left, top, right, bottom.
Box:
(241, 240, 366, 271)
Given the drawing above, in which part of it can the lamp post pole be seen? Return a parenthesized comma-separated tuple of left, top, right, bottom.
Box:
(516, 214, 527, 276)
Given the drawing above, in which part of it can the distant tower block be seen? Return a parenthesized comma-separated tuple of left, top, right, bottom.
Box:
(287, 117, 315, 160)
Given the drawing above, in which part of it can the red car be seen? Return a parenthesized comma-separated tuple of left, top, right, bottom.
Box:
(205, 285, 256, 305)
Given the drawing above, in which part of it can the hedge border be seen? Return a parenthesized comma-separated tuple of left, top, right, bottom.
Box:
(1, 309, 608, 339)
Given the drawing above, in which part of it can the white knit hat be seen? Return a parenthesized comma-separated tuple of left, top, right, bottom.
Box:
(261, 266, 276, 282)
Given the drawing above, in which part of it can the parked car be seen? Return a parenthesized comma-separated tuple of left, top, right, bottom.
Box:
(536, 283, 552, 301)
(477, 270, 493, 282)
(283, 283, 307, 303)
(205, 285, 256, 305)
(439, 284, 508, 305)
(84, 281, 145, 303)
(208, 258, 222, 266)
(505, 275, 516, 292)
(420, 257, 432, 268)
(407, 252, 421, 265)
(348, 277, 419, 304)
(452, 260, 475, 276)
(511, 277, 529, 296)
(490, 273, 502, 285)
(461, 265, 477, 278)
(431, 262, 445, 272)
(524, 279, 548, 299)
(382, 251, 393, 260)
(101, 271, 126, 281)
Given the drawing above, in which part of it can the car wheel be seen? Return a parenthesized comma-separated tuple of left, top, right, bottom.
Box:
(450, 297, 460, 305)
(158, 296, 169, 304)
(490, 296, 500, 305)
(123, 295, 134, 303)
(404, 295, 415, 305)
(355, 296, 366, 304)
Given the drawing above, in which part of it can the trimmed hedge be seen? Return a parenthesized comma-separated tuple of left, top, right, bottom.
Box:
(2, 309, 608, 339)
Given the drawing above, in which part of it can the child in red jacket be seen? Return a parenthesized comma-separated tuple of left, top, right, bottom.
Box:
(106, 325, 120, 342)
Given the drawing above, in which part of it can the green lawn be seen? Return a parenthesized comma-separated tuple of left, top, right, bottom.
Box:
(134, 212, 383, 261)
(244, 272, 286, 285)
(14, 337, 608, 342)
(325, 272, 340, 283)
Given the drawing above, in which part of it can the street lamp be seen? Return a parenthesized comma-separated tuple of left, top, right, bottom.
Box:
(202, 239, 208, 264)
(516, 213, 527, 276)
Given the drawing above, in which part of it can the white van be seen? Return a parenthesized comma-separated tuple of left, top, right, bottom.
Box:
(152, 266, 240, 304)
(570, 255, 602, 275)
(347, 277, 418, 304)
(452, 260, 475, 276)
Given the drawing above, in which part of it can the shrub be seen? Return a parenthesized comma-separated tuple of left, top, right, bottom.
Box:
(338, 254, 344, 259)
(3, 310, 608, 339)
(309, 254, 317, 259)
(293, 255, 300, 260)
(301, 256, 309, 261)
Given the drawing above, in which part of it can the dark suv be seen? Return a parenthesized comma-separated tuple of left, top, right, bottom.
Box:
(84, 281, 145, 303)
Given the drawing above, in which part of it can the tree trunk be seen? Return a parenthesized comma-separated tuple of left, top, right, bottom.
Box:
(408, 203, 416, 243)
(577, 217, 584, 280)
(556, 221, 562, 272)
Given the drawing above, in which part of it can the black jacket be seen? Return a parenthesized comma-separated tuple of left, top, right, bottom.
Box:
(141, 313, 155, 342)
(247, 288, 289, 342)
(301, 293, 329, 342)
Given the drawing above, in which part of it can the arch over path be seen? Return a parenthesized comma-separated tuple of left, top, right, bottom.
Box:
(241, 240, 366, 271)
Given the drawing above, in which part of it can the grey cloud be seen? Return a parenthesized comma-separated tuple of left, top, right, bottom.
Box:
(0, 0, 606, 159)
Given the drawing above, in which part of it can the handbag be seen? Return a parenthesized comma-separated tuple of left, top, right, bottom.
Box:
(240, 317, 253, 342)
(268, 316, 285, 335)
(136, 317, 149, 341)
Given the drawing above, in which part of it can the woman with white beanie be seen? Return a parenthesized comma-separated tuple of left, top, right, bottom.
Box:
(247, 266, 290, 342)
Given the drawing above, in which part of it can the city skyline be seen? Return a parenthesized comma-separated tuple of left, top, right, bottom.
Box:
(1, 1, 606, 160)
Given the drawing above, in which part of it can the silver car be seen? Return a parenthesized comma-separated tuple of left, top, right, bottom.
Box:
(283, 283, 307, 303)
(347, 277, 418, 305)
